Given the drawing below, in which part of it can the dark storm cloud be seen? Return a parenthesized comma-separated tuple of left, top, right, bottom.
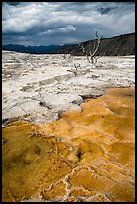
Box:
(4, 2, 20, 6)
(2, 2, 135, 46)
(96, 7, 117, 15)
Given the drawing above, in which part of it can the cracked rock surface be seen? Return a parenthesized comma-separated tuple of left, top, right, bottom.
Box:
(2, 87, 135, 202)
(2, 51, 135, 125)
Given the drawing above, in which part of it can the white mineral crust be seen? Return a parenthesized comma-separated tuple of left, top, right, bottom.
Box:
(2, 51, 135, 125)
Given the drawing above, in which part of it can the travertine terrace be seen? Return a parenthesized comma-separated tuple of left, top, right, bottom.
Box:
(2, 51, 135, 202)
(2, 51, 135, 125)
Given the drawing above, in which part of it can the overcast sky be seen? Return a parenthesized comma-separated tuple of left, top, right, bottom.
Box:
(2, 2, 135, 46)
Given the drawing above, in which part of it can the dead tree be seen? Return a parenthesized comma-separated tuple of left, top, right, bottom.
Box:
(80, 31, 103, 65)
(63, 53, 73, 61)
(63, 53, 81, 76)
(73, 63, 81, 76)
(74, 63, 80, 71)
(66, 63, 81, 76)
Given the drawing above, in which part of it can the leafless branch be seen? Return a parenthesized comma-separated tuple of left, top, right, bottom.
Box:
(80, 31, 104, 65)
(63, 53, 73, 61)
(74, 63, 80, 71)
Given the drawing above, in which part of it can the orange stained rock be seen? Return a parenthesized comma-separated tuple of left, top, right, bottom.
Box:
(41, 181, 66, 200)
(2, 87, 135, 202)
